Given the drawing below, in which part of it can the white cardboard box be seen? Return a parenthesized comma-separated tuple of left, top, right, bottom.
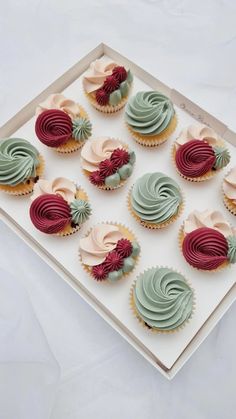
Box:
(0, 43, 235, 379)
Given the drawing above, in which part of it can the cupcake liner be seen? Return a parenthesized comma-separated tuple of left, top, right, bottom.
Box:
(127, 187, 185, 229)
(223, 194, 236, 216)
(178, 224, 230, 272)
(172, 139, 226, 182)
(130, 266, 195, 333)
(126, 114, 177, 147)
(55, 105, 90, 153)
(84, 88, 128, 114)
(79, 222, 140, 282)
(0, 154, 45, 196)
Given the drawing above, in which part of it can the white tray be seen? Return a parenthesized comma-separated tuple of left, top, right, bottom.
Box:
(0, 43, 235, 379)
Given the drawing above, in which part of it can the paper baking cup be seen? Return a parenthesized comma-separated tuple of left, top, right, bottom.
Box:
(223, 194, 236, 216)
(0, 154, 45, 196)
(130, 266, 195, 333)
(171, 139, 227, 182)
(178, 225, 230, 272)
(84, 89, 128, 114)
(57, 187, 90, 237)
(79, 222, 140, 282)
(127, 187, 184, 229)
(126, 114, 177, 147)
(55, 106, 91, 153)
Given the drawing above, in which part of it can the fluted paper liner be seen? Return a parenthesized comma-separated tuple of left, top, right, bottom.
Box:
(84, 88, 129, 114)
(79, 222, 140, 282)
(126, 114, 177, 147)
(0, 154, 45, 196)
(171, 139, 227, 182)
(130, 266, 196, 333)
(127, 186, 185, 229)
(178, 224, 230, 273)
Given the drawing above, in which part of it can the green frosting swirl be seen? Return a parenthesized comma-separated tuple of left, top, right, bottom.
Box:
(213, 146, 230, 170)
(134, 267, 194, 330)
(72, 118, 92, 141)
(70, 199, 91, 225)
(0, 138, 40, 186)
(131, 172, 182, 224)
(227, 235, 236, 263)
(125, 91, 175, 136)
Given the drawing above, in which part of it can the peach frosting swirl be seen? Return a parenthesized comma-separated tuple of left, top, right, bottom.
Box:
(79, 224, 123, 266)
(35, 94, 81, 120)
(80, 137, 123, 172)
(223, 167, 236, 204)
(31, 177, 76, 203)
(83, 57, 117, 94)
(183, 209, 236, 238)
(176, 123, 219, 148)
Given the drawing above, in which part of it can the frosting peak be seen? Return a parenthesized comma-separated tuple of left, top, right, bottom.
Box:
(31, 177, 76, 203)
(36, 94, 81, 120)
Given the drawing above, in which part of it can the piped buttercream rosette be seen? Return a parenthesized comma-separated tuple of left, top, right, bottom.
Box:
(172, 124, 230, 181)
(81, 137, 136, 190)
(222, 167, 236, 216)
(179, 209, 236, 271)
(79, 223, 140, 282)
(30, 177, 91, 236)
(35, 94, 92, 153)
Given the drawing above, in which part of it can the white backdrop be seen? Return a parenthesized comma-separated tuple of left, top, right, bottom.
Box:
(0, 1, 236, 418)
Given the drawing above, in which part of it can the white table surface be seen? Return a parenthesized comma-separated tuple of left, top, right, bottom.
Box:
(0, 1, 236, 418)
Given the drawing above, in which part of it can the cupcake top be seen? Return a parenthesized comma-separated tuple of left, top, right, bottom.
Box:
(83, 56, 133, 107)
(30, 177, 91, 234)
(79, 223, 140, 282)
(131, 172, 183, 224)
(125, 91, 175, 136)
(174, 124, 230, 178)
(35, 94, 92, 148)
(81, 137, 136, 189)
(223, 167, 236, 204)
(182, 210, 236, 270)
(0, 138, 40, 186)
(133, 267, 194, 331)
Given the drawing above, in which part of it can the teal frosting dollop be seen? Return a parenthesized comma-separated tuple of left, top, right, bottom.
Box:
(134, 267, 194, 330)
(213, 146, 230, 170)
(72, 118, 92, 141)
(227, 235, 236, 263)
(0, 138, 40, 186)
(109, 89, 122, 106)
(131, 172, 182, 224)
(125, 91, 175, 136)
(70, 199, 91, 225)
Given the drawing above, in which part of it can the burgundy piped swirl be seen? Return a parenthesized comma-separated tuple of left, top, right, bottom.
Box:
(175, 139, 216, 178)
(182, 227, 228, 270)
(30, 194, 71, 234)
(35, 109, 72, 147)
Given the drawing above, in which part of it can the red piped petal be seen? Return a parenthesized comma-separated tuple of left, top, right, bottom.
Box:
(89, 170, 105, 186)
(92, 263, 109, 280)
(104, 251, 123, 272)
(103, 75, 119, 94)
(112, 66, 127, 83)
(95, 89, 109, 106)
(99, 159, 117, 178)
(116, 238, 132, 258)
(110, 148, 130, 168)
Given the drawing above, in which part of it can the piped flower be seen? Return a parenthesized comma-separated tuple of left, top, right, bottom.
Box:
(99, 159, 117, 178)
(104, 251, 123, 272)
(92, 263, 109, 280)
(72, 118, 92, 141)
(96, 89, 109, 106)
(112, 66, 127, 83)
(227, 235, 236, 263)
(213, 146, 231, 170)
(103, 75, 119, 94)
(89, 170, 105, 186)
(110, 148, 130, 168)
(70, 199, 91, 225)
(116, 238, 132, 258)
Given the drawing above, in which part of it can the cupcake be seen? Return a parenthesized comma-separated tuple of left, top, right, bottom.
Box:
(125, 91, 177, 146)
(82, 56, 133, 113)
(179, 209, 236, 271)
(173, 124, 230, 181)
(79, 223, 140, 282)
(81, 137, 136, 190)
(30, 177, 91, 236)
(0, 138, 44, 195)
(35, 94, 92, 153)
(131, 266, 194, 332)
(128, 172, 183, 229)
(222, 167, 236, 215)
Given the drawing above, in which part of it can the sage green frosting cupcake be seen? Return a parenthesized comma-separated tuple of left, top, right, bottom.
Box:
(70, 199, 91, 225)
(0, 138, 40, 186)
(125, 91, 175, 136)
(213, 146, 230, 170)
(133, 267, 194, 331)
(72, 118, 92, 141)
(131, 172, 183, 224)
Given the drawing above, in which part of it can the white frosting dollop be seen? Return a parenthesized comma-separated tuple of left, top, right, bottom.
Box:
(35, 94, 81, 120)
(31, 177, 76, 203)
(80, 137, 123, 172)
(176, 123, 219, 147)
(80, 224, 123, 266)
(183, 209, 236, 237)
(223, 167, 236, 204)
(83, 57, 117, 94)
